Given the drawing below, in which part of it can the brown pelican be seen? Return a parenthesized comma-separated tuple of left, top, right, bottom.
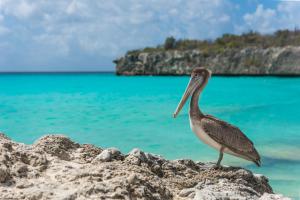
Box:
(173, 67, 261, 167)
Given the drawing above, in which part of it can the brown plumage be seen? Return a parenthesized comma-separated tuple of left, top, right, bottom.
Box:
(173, 67, 261, 167)
(201, 115, 261, 166)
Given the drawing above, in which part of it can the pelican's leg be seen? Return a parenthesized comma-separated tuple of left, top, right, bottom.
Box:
(216, 147, 225, 167)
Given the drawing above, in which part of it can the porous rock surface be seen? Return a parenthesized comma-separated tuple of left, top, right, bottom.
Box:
(115, 47, 300, 75)
(0, 133, 290, 200)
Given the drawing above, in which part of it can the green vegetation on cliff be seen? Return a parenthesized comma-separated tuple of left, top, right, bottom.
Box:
(128, 29, 300, 55)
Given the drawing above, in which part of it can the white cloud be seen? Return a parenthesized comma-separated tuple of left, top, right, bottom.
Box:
(2, 0, 300, 71)
(0, 0, 35, 19)
(4, 0, 300, 70)
(237, 2, 300, 33)
(0, 0, 237, 70)
(15, 0, 35, 18)
(243, 4, 276, 33)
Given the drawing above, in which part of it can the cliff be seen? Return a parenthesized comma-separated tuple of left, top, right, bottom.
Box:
(114, 46, 300, 76)
(0, 133, 290, 200)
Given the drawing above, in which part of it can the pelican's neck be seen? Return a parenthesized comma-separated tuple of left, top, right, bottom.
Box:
(189, 78, 208, 118)
(190, 87, 203, 117)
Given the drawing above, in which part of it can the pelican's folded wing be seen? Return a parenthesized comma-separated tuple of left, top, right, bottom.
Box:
(201, 115, 260, 162)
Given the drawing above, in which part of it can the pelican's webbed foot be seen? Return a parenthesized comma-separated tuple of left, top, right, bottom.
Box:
(212, 163, 226, 170)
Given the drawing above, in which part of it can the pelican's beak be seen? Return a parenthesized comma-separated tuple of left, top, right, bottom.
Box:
(173, 76, 203, 118)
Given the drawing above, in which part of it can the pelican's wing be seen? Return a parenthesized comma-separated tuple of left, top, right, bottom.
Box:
(201, 115, 261, 165)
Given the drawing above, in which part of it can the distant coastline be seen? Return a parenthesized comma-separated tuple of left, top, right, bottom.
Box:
(0, 71, 115, 74)
(114, 29, 300, 76)
(1, 71, 300, 77)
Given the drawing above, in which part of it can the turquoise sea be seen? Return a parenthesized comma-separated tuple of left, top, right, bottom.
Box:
(0, 73, 299, 199)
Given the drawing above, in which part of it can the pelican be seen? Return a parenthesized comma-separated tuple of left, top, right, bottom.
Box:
(173, 67, 261, 167)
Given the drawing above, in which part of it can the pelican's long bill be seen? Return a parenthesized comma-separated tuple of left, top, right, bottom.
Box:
(173, 75, 204, 118)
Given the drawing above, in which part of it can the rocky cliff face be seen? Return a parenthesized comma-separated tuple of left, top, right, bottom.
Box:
(115, 47, 300, 75)
(0, 133, 290, 200)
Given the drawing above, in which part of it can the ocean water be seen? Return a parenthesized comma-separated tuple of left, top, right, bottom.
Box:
(0, 73, 299, 198)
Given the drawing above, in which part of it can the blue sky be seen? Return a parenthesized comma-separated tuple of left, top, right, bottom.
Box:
(0, 0, 300, 72)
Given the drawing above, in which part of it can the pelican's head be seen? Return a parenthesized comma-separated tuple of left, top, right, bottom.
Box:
(173, 67, 211, 118)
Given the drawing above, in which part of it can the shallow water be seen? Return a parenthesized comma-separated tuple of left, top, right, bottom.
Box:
(0, 73, 299, 198)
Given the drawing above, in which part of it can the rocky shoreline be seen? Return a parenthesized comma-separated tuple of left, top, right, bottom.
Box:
(0, 133, 290, 200)
(114, 47, 300, 76)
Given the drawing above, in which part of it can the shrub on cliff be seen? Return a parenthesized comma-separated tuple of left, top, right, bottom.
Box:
(126, 29, 300, 55)
(164, 36, 176, 50)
